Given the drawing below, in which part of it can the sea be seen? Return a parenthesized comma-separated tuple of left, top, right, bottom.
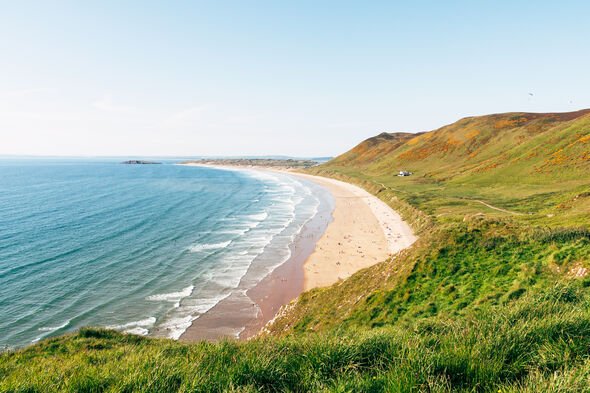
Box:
(0, 159, 330, 349)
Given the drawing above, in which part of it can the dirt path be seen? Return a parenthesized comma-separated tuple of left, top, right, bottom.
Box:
(472, 199, 524, 215)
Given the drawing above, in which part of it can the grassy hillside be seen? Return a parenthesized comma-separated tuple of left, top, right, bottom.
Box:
(267, 219, 590, 335)
(2, 110, 590, 392)
(269, 109, 590, 332)
(264, 109, 590, 388)
(2, 283, 590, 392)
(315, 109, 590, 227)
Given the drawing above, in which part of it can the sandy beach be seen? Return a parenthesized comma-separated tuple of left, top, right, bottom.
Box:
(179, 164, 416, 341)
(289, 173, 417, 290)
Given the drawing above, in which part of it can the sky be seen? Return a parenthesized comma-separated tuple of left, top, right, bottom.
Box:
(1, 1, 589, 157)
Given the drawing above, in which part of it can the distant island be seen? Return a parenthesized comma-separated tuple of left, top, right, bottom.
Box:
(121, 160, 162, 165)
(181, 158, 318, 169)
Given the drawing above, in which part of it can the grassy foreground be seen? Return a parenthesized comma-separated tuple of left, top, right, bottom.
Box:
(2, 283, 590, 392)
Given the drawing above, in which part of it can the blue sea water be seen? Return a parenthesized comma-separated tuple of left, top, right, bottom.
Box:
(0, 160, 326, 348)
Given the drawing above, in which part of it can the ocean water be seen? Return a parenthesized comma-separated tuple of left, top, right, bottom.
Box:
(0, 160, 327, 348)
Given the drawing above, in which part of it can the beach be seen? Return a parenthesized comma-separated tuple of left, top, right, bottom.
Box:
(290, 173, 417, 290)
(179, 164, 416, 341)
(179, 170, 334, 341)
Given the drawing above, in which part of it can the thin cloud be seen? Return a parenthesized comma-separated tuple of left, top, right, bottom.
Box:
(161, 105, 211, 128)
(92, 95, 137, 114)
(0, 88, 56, 99)
(169, 105, 209, 121)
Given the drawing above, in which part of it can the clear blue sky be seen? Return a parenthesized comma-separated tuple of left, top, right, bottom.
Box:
(1, 1, 589, 157)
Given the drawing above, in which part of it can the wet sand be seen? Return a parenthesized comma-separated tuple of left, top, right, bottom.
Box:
(179, 165, 416, 341)
(179, 170, 333, 341)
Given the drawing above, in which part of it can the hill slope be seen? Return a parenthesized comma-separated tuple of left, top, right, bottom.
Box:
(265, 109, 590, 385)
(268, 109, 590, 333)
(311, 109, 590, 226)
(331, 109, 590, 179)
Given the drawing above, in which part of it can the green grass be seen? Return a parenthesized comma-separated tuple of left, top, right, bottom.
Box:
(267, 219, 590, 335)
(2, 283, 590, 392)
(312, 110, 590, 227)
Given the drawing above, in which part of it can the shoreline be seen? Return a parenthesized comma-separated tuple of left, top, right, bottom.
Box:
(178, 164, 416, 341)
(179, 165, 333, 341)
(289, 173, 417, 290)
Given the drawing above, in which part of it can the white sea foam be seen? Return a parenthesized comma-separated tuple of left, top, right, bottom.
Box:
(246, 212, 268, 221)
(31, 319, 72, 343)
(156, 292, 233, 340)
(217, 229, 248, 235)
(124, 327, 151, 336)
(146, 285, 194, 307)
(159, 315, 194, 340)
(242, 170, 280, 182)
(233, 326, 246, 339)
(106, 317, 157, 336)
(187, 241, 231, 253)
(245, 220, 262, 229)
(145, 167, 328, 342)
(38, 320, 70, 332)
